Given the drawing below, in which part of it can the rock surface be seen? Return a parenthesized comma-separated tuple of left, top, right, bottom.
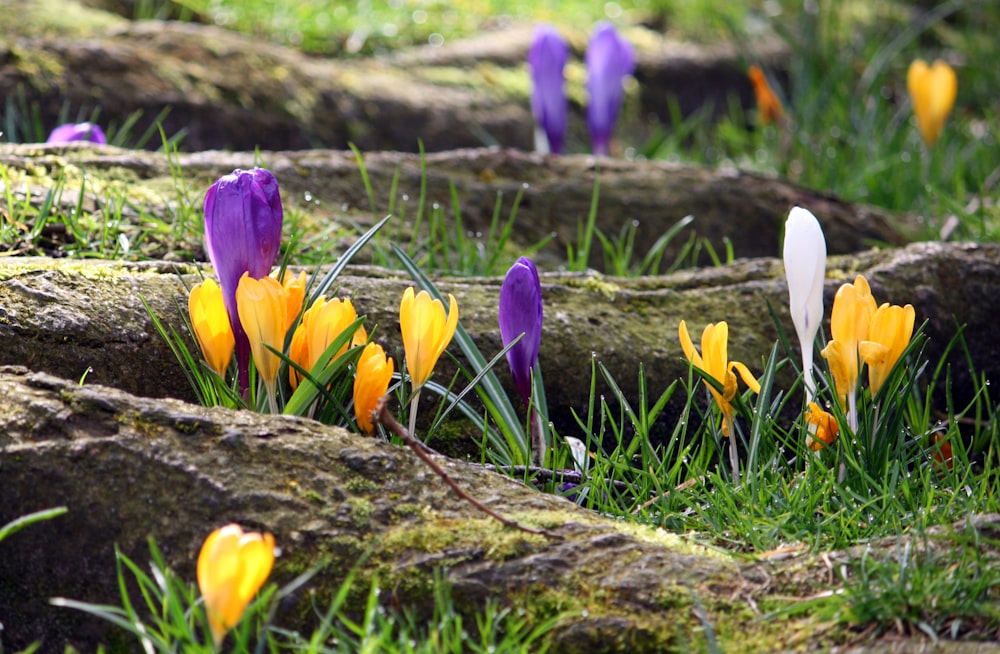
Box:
(1, 241, 997, 444)
(0, 144, 915, 268)
(2, 367, 997, 652)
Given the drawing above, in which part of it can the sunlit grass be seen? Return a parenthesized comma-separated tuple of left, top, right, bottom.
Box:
(163, 0, 752, 55)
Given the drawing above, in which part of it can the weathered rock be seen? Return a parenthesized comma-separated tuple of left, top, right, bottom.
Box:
(0, 6, 532, 152)
(0, 144, 915, 268)
(0, 367, 740, 651)
(0, 242, 996, 444)
(2, 367, 997, 652)
(1, 0, 789, 154)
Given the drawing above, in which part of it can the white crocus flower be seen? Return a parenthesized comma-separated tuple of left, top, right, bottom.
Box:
(783, 207, 827, 403)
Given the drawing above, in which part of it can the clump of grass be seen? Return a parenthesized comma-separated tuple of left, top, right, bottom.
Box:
(51, 540, 567, 653)
(647, 0, 1000, 240)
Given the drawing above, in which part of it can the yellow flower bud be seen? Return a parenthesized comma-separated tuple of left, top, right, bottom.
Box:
(197, 524, 275, 645)
(188, 278, 235, 378)
(288, 296, 365, 389)
(353, 342, 394, 433)
(822, 275, 876, 406)
(907, 59, 957, 146)
(236, 274, 287, 390)
(399, 287, 458, 390)
(274, 270, 308, 334)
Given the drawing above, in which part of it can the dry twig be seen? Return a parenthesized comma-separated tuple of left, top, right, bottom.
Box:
(373, 397, 564, 541)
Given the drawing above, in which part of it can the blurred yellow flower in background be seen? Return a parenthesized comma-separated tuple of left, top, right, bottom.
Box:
(748, 65, 784, 126)
(907, 59, 957, 146)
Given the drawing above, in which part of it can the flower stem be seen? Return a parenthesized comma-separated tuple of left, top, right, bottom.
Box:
(529, 407, 546, 466)
(408, 388, 421, 442)
(264, 380, 278, 415)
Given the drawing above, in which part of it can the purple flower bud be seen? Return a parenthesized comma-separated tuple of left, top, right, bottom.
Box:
(204, 168, 284, 392)
(585, 23, 634, 156)
(499, 257, 543, 406)
(45, 122, 107, 145)
(528, 25, 569, 155)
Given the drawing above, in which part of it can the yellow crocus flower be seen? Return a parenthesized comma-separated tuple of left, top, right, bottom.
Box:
(188, 278, 235, 378)
(821, 275, 876, 407)
(236, 274, 287, 404)
(288, 296, 366, 389)
(678, 320, 761, 437)
(805, 402, 839, 451)
(907, 59, 957, 146)
(859, 302, 915, 394)
(353, 342, 394, 434)
(197, 524, 275, 646)
(275, 270, 308, 334)
(399, 287, 459, 390)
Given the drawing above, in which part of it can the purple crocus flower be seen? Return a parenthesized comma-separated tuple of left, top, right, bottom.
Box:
(46, 122, 107, 145)
(499, 257, 543, 407)
(204, 168, 283, 393)
(527, 25, 569, 155)
(585, 23, 635, 156)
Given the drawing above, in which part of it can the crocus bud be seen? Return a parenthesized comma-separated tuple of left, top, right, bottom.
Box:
(907, 59, 957, 146)
(275, 270, 308, 335)
(236, 273, 288, 409)
(782, 207, 826, 403)
(498, 257, 543, 406)
(204, 168, 284, 393)
(585, 22, 634, 156)
(528, 25, 569, 155)
(188, 278, 236, 378)
(45, 122, 106, 145)
(197, 524, 275, 645)
(288, 296, 364, 390)
(748, 65, 784, 126)
(399, 287, 458, 391)
(353, 342, 394, 434)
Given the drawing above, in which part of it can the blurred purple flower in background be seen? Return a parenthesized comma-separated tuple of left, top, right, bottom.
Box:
(499, 257, 543, 407)
(46, 122, 107, 145)
(585, 23, 634, 156)
(527, 25, 569, 154)
(204, 168, 284, 393)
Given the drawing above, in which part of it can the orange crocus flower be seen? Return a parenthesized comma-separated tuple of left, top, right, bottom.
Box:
(748, 65, 784, 126)
(353, 342, 394, 434)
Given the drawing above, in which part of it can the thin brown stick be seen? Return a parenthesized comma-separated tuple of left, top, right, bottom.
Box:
(469, 463, 632, 494)
(374, 397, 564, 541)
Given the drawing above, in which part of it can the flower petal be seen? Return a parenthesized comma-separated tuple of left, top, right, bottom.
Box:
(499, 257, 543, 405)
